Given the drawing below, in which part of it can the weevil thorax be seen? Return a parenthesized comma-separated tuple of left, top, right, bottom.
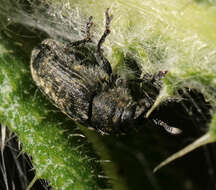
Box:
(91, 86, 137, 134)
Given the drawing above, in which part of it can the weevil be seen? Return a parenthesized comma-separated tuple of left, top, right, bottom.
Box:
(30, 9, 181, 135)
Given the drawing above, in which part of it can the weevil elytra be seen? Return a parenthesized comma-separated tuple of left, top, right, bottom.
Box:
(30, 8, 181, 135)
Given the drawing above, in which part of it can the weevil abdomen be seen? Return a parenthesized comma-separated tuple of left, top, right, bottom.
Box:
(30, 39, 103, 123)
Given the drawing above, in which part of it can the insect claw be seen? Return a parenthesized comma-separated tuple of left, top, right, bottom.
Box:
(153, 119, 182, 135)
(164, 126, 182, 135)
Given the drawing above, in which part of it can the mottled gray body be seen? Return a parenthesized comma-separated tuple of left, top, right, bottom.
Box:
(30, 9, 181, 135)
(30, 38, 144, 134)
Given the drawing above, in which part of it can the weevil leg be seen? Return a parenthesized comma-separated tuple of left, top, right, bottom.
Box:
(97, 8, 113, 52)
(124, 55, 143, 78)
(142, 70, 168, 87)
(151, 70, 168, 83)
(152, 118, 182, 135)
(129, 70, 168, 114)
(67, 16, 94, 47)
(96, 8, 113, 76)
